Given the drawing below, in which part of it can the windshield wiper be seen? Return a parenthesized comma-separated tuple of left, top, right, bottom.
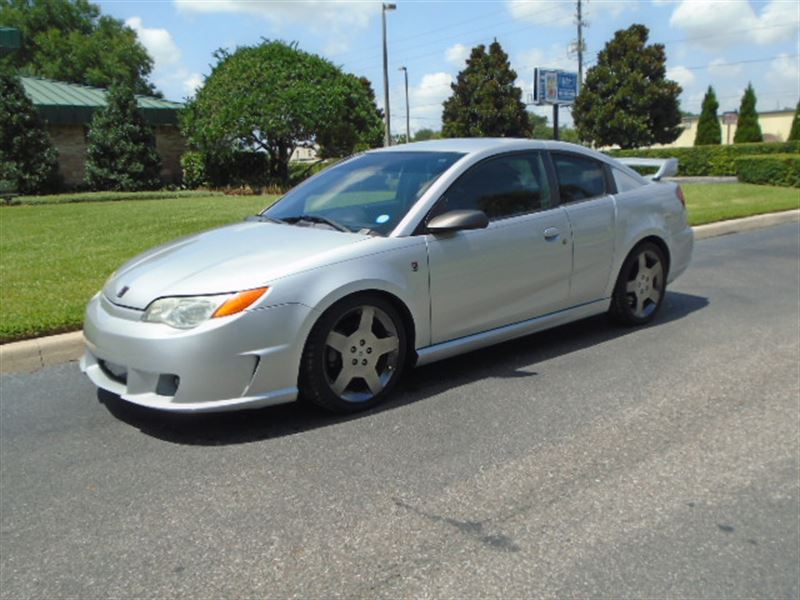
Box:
(283, 214, 351, 233)
(245, 214, 286, 224)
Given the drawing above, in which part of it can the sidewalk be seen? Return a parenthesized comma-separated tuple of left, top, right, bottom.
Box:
(2, 209, 798, 375)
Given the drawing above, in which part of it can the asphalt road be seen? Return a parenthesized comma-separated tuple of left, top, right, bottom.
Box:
(2, 223, 799, 599)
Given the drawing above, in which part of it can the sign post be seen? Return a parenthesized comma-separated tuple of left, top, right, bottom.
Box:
(533, 68, 579, 140)
(722, 111, 738, 145)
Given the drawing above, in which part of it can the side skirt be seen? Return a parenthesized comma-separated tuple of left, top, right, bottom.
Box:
(415, 299, 610, 367)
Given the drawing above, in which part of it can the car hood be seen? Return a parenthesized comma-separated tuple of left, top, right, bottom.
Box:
(104, 222, 371, 310)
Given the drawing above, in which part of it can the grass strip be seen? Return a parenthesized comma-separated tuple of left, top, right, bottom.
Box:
(682, 183, 799, 226)
(0, 194, 275, 342)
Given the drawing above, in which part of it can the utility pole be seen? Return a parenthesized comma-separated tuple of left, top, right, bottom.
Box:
(399, 66, 410, 143)
(576, 0, 584, 87)
(382, 3, 396, 147)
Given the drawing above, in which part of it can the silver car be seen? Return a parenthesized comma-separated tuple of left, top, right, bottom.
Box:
(81, 139, 693, 413)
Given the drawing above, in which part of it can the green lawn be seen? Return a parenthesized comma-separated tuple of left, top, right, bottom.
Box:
(0, 183, 797, 342)
(0, 194, 276, 342)
(682, 183, 799, 226)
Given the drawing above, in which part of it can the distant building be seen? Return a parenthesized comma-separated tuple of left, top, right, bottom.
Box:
(20, 77, 186, 188)
(290, 144, 319, 162)
(657, 108, 796, 148)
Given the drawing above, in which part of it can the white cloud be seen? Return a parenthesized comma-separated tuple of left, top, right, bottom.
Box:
(666, 65, 695, 90)
(126, 16, 181, 69)
(175, 0, 381, 31)
(506, 0, 573, 27)
(445, 43, 470, 66)
(507, 0, 637, 27)
(390, 72, 453, 134)
(183, 73, 204, 96)
(766, 53, 800, 91)
(669, 0, 799, 50)
(708, 57, 744, 79)
(126, 16, 203, 100)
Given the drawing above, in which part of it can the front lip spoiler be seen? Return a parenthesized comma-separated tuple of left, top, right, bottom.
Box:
(82, 351, 298, 413)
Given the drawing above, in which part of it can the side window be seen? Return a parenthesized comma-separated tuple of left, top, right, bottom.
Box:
(552, 153, 607, 202)
(612, 168, 645, 193)
(437, 152, 552, 221)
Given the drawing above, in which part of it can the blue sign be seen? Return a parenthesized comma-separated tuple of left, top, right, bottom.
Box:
(534, 68, 579, 105)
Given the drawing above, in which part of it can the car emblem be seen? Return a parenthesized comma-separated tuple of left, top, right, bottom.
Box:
(117, 286, 130, 298)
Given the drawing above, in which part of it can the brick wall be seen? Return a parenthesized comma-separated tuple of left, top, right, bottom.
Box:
(46, 124, 186, 188)
(155, 126, 186, 184)
(48, 124, 87, 188)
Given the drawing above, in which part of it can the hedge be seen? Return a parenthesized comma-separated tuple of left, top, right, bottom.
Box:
(735, 154, 800, 188)
(181, 150, 270, 189)
(609, 141, 800, 176)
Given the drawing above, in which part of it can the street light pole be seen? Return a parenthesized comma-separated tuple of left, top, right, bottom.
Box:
(399, 66, 410, 143)
(382, 3, 396, 147)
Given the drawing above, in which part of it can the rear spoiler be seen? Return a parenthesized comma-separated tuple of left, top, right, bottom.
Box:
(617, 157, 679, 182)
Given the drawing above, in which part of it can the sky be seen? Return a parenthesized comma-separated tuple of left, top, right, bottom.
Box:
(99, 0, 800, 135)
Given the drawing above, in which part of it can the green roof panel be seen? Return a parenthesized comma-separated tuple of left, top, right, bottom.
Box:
(20, 77, 183, 126)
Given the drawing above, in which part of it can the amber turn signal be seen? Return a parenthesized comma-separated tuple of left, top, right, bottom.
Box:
(212, 287, 269, 318)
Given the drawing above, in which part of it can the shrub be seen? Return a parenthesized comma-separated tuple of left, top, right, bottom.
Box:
(180, 151, 206, 189)
(789, 101, 800, 142)
(735, 154, 800, 188)
(733, 83, 763, 143)
(694, 86, 721, 146)
(180, 150, 272, 189)
(85, 82, 161, 191)
(609, 141, 800, 176)
(0, 74, 60, 194)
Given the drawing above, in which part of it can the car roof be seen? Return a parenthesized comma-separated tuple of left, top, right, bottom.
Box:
(367, 137, 609, 162)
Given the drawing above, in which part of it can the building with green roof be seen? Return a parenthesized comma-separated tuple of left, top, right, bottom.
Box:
(20, 77, 185, 187)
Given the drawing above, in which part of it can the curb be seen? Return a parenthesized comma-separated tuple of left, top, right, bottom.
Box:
(1, 330, 84, 375)
(693, 209, 799, 240)
(1, 209, 798, 376)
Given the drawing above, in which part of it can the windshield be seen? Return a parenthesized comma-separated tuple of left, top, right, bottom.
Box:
(264, 151, 464, 235)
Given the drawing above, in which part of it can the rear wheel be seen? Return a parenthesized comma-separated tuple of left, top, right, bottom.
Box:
(300, 295, 407, 413)
(609, 242, 667, 325)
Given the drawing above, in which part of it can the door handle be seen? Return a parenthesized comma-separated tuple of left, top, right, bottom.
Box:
(543, 227, 560, 241)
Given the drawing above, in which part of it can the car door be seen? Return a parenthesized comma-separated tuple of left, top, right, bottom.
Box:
(550, 152, 616, 306)
(425, 151, 572, 344)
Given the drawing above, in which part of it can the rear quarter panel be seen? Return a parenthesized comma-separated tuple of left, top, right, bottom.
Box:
(605, 180, 692, 297)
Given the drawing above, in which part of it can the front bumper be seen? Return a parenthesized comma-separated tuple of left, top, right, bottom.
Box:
(81, 294, 314, 412)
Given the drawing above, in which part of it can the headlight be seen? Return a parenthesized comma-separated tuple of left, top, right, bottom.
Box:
(143, 287, 269, 329)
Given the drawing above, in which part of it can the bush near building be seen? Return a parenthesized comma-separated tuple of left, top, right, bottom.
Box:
(85, 82, 161, 191)
(735, 154, 800, 188)
(610, 141, 799, 176)
(0, 73, 60, 194)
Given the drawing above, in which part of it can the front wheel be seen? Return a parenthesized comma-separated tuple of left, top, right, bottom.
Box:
(299, 295, 407, 413)
(609, 242, 667, 325)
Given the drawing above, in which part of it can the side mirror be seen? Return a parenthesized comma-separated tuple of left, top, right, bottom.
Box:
(427, 209, 489, 234)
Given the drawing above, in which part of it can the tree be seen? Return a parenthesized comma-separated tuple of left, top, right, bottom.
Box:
(0, 73, 59, 193)
(789, 101, 800, 141)
(85, 82, 161, 191)
(529, 112, 580, 142)
(316, 75, 383, 158)
(412, 128, 441, 141)
(442, 40, 530, 138)
(573, 24, 682, 149)
(182, 41, 383, 182)
(694, 86, 721, 145)
(0, 0, 157, 96)
(733, 83, 763, 143)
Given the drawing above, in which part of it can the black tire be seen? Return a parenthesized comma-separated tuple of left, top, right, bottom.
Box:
(609, 242, 667, 325)
(299, 294, 407, 413)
